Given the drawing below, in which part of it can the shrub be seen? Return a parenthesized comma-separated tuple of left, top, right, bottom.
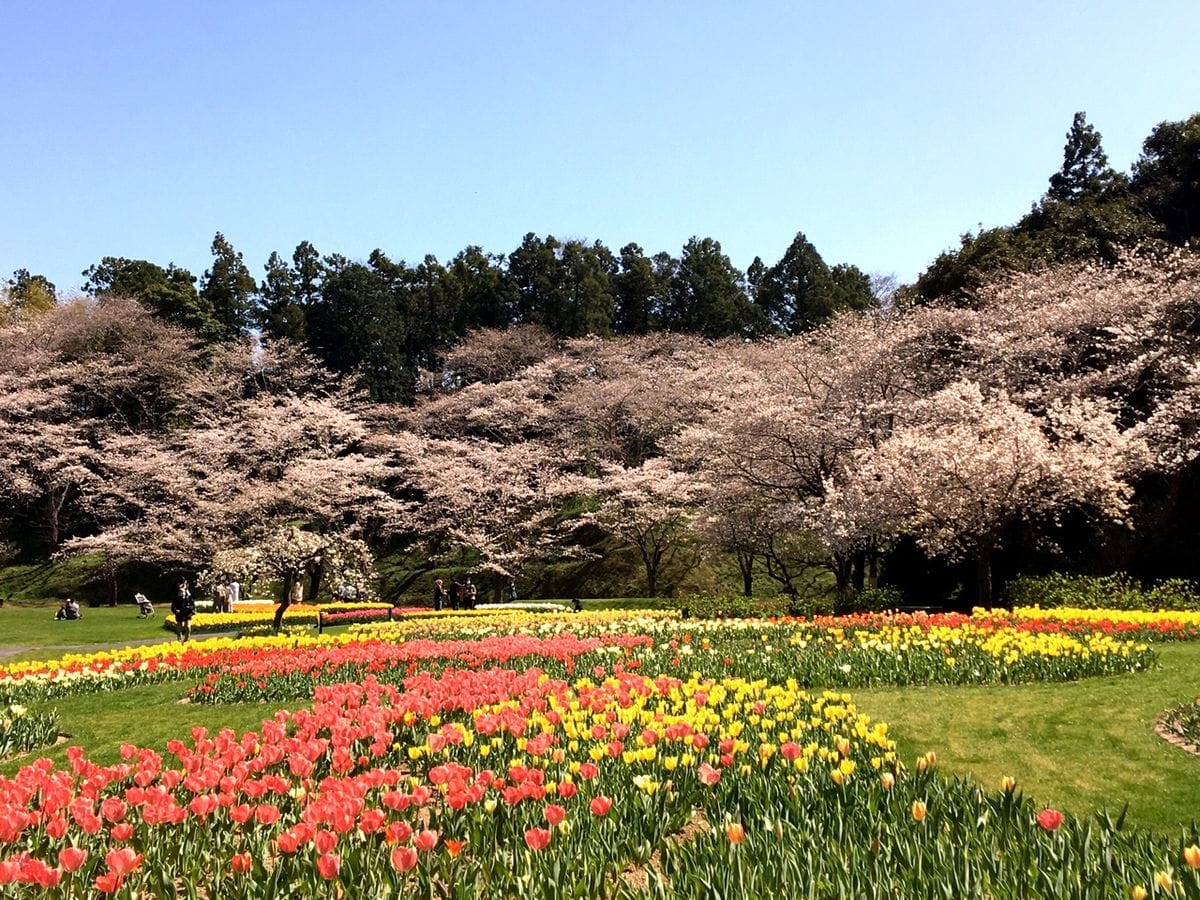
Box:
(1007, 573, 1200, 611)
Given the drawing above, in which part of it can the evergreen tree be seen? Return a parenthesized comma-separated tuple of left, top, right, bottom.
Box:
(1131, 112, 1200, 244)
(200, 232, 257, 340)
(258, 251, 305, 342)
(1047, 112, 1121, 203)
(614, 243, 664, 335)
(82, 257, 217, 337)
(662, 237, 750, 337)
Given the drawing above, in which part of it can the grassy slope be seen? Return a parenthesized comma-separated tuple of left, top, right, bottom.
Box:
(2, 608, 1198, 829)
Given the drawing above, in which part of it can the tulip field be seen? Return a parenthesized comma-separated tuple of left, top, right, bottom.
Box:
(2, 607, 1199, 897)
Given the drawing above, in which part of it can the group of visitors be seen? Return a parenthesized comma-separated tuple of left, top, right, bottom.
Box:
(53, 597, 81, 621)
(432, 576, 518, 610)
(211, 579, 242, 613)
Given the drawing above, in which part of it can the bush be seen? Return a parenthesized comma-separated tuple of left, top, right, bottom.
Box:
(1006, 573, 1200, 611)
(837, 586, 904, 615)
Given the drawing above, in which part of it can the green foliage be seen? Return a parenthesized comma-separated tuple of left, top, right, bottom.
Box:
(662, 237, 756, 338)
(0, 702, 59, 759)
(82, 256, 218, 337)
(838, 585, 904, 614)
(200, 232, 257, 340)
(1006, 572, 1200, 611)
(1131, 112, 1200, 244)
(756, 232, 877, 332)
(1047, 111, 1122, 203)
(674, 594, 793, 618)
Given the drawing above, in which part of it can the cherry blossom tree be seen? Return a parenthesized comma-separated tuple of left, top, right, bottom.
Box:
(827, 382, 1148, 604)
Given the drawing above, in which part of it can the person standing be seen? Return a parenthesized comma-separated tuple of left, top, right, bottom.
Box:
(507, 579, 518, 603)
(465, 577, 477, 609)
(172, 580, 195, 642)
(433, 578, 447, 611)
(228, 579, 241, 610)
(274, 577, 304, 634)
(214, 582, 230, 614)
(450, 580, 463, 611)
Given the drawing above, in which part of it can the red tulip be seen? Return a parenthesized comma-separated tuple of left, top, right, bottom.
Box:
(1036, 808, 1064, 831)
(94, 872, 124, 894)
(109, 823, 134, 842)
(230, 853, 252, 874)
(254, 804, 280, 826)
(590, 796, 612, 816)
(316, 852, 341, 880)
(524, 827, 551, 851)
(413, 829, 439, 853)
(315, 829, 338, 854)
(544, 804, 566, 826)
(58, 847, 88, 873)
(105, 847, 143, 877)
(391, 846, 419, 872)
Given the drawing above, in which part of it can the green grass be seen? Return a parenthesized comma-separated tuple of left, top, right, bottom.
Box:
(0, 683, 293, 776)
(0, 603, 177, 655)
(853, 642, 1200, 831)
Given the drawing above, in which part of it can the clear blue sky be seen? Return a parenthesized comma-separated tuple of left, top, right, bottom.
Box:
(4, 1, 1198, 295)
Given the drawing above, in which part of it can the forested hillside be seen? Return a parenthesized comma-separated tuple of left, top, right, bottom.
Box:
(2, 111, 1198, 607)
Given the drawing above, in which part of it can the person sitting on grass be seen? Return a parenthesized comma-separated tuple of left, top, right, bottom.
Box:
(172, 580, 195, 642)
(54, 597, 82, 621)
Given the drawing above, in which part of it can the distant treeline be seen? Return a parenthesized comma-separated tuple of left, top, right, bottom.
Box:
(3, 110, 1197, 404)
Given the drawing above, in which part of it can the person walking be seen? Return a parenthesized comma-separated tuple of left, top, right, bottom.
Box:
(172, 580, 195, 642)
(274, 577, 304, 634)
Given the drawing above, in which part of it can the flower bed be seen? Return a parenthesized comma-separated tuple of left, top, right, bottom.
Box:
(163, 602, 395, 635)
(1, 608, 1174, 706)
(1161, 696, 1200, 752)
(0, 704, 59, 760)
(1, 669, 1198, 897)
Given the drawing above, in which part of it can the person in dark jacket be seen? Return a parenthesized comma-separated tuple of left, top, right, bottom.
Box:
(172, 580, 195, 642)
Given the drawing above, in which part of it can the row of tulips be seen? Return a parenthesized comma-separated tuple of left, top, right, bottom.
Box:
(3, 666, 1199, 897)
(163, 602, 396, 635)
(0, 706, 59, 761)
(1009, 606, 1200, 639)
(1, 609, 1174, 705)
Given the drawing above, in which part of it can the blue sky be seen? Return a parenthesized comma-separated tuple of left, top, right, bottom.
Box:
(4, 1, 1198, 295)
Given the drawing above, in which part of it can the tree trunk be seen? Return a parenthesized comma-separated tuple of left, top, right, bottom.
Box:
(851, 553, 865, 594)
(866, 550, 880, 592)
(275, 572, 295, 633)
(976, 551, 993, 607)
(832, 554, 854, 609)
(643, 547, 661, 598)
(737, 550, 754, 597)
(309, 562, 324, 605)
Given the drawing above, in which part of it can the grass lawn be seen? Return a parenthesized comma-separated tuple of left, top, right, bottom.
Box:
(2, 605, 1198, 831)
(853, 642, 1200, 831)
(0, 603, 176, 656)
